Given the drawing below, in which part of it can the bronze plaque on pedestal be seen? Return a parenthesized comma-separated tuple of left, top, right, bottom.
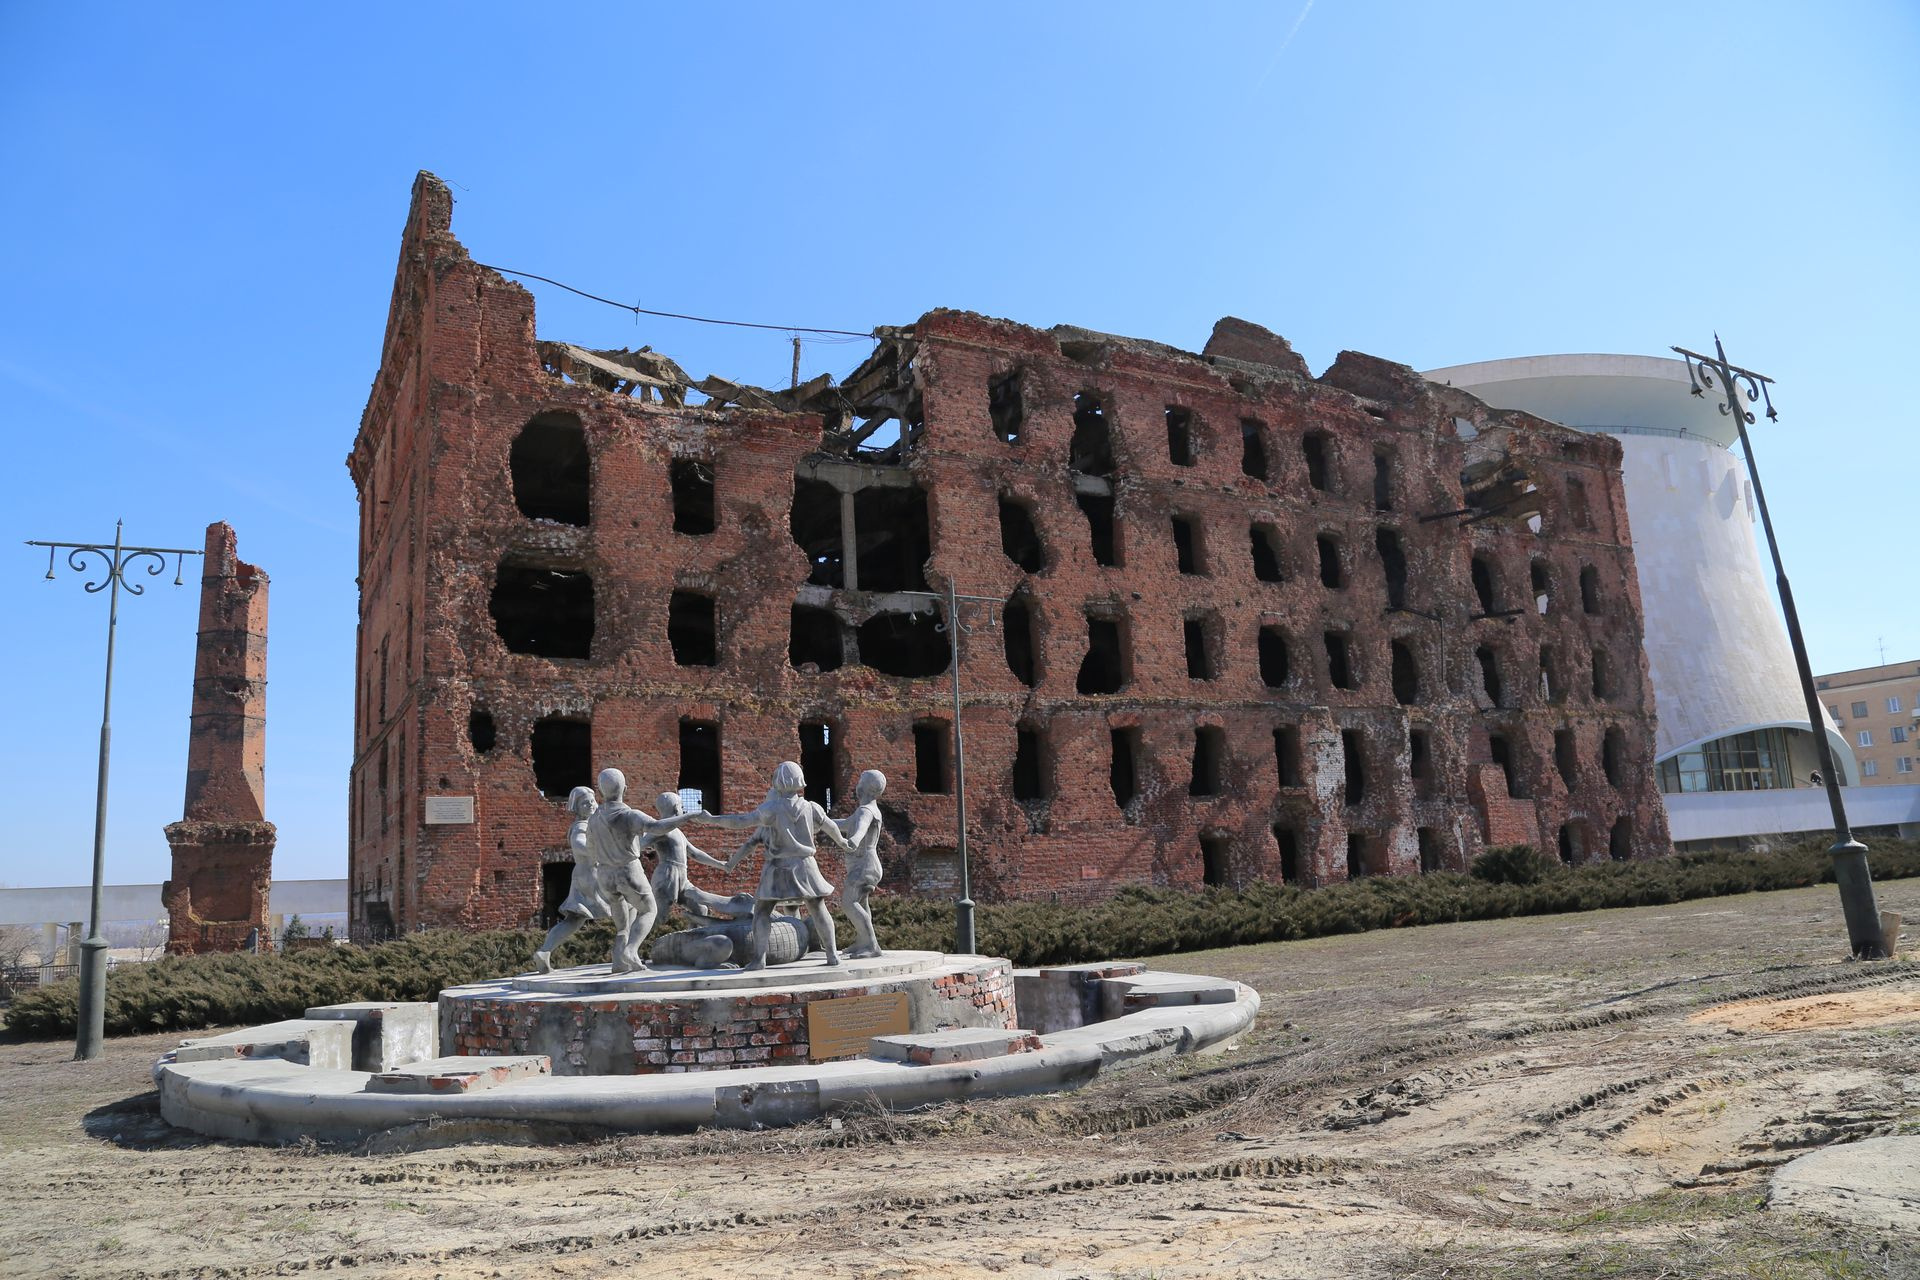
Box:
(807, 992, 911, 1061)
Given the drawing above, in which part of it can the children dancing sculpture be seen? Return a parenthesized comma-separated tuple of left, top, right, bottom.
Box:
(535, 768, 702, 974)
(530, 785, 625, 974)
(833, 769, 887, 959)
(701, 761, 856, 970)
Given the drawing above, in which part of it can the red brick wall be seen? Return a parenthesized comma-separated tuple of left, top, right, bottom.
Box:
(346, 173, 1670, 936)
(444, 960, 1015, 1074)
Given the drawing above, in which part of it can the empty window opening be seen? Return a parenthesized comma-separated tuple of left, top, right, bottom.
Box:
(1326, 631, 1357, 691)
(1078, 492, 1119, 566)
(1259, 626, 1290, 688)
(1013, 724, 1047, 801)
(670, 459, 716, 535)
(1303, 431, 1332, 491)
(468, 707, 497, 753)
(853, 485, 932, 592)
(1489, 732, 1524, 798)
(1342, 729, 1366, 805)
(1591, 646, 1613, 699)
(1274, 825, 1301, 883)
(798, 720, 836, 808)
(1002, 593, 1038, 687)
(491, 562, 594, 659)
(1077, 615, 1127, 695)
(1069, 392, 1115, 476)
(1373, 450, 1394, 511)
(1110, 727, 1140, 809)
(510, 413, 590, 525)
(1567, 477, 1593, 530)
(790, 477, 844, 588)
(1318, 534, 1344, 588)
(1166, 406, 1196, 466)
(1184, 616, 1216, 680)
(988, 370, 1025, 444)
(1200, 833, 1231, 887)
(1610, 817, 1632, 861)
(1241, 418, 1270, 480)
(1477, 645, 1504, 706)
(1471, 556, 1497, 614)
(1418, 827, 1443, 874)
(1532, 559, 1552, 615)
(1580, 565, 1601, 614)
(1391, 639, 1420, 705)
(913, 721, 951, 794)
(1409, 728, 1433, 784)
(1251, 524, 1284, 582)
(1274, 726, 1303, 787)
(1347, 833, 1371, 880)
(857, 610, 951, 678)
(668, 590, 718, 666)
(540, 861, 574, 930)
(1376, 528, 1407, 608)
(1603, 727, 1626, 786)
(1190, 727, 1225, 797)
(1555, 728, 1579, 789)
(998, 496, 1044, 572)
(1541, 645, 1563, 703)
(1558, 822, 1581, 864)
(530, 716, 591, 799)
(789, 604, 843, 672)
(1172, 516, 1202, 574)
(677, 719, 722, 813)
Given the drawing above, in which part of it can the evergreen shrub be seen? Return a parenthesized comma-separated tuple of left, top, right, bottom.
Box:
(7, 839, 1914, 1039)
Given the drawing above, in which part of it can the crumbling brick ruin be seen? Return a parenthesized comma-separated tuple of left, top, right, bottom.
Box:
(163, 521, 276, 953)
(347, 172, 1670, 937)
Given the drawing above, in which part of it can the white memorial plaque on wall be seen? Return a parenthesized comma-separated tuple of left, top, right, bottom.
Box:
(423, 795, 476, 825)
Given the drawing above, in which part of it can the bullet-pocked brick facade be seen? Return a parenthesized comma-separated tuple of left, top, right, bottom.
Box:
(347, 172, 1670, 938)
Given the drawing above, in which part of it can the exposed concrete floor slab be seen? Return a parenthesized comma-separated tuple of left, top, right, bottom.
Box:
(1771, 1135, 1920, 1231)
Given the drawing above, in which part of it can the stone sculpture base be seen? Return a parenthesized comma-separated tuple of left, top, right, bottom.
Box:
(440, 951, 1014, 1075)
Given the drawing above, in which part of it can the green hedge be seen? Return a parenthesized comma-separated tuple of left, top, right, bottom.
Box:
(7, 839, 1914, 1039)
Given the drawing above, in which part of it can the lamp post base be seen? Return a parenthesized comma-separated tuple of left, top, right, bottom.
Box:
(954, 898, 977, 956)
(1831, 839, 1887, 960)
(73, 935, 110, 1060)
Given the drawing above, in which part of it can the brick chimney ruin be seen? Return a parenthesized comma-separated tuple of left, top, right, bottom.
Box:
(162, 521, 276, 954)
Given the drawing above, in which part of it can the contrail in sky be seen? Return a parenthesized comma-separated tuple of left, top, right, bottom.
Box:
(1254, 0, 1319, 90)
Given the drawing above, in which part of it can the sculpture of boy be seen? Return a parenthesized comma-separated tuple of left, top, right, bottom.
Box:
(642, 791, 734, 921)
(546, 767, 702, 973)
(700, 761, 856, 969)
(834, 769, 887, 959)
(530, 785, 630, 974)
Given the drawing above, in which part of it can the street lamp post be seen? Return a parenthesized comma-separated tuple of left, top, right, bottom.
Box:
(1673, 338, 1885, 959)
(27, 522, 202, 1058)
(895, 580, 1003, 955)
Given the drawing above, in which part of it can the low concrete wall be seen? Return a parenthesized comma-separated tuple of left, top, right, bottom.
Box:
(153, 973, 1259, 1145)
(1664, 784, 1920, 843)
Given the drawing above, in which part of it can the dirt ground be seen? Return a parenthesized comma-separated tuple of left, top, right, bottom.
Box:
(5, 883, 1920, 1279)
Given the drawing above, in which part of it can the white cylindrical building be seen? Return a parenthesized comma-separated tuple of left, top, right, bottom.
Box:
(1423, 355, 1853, 796)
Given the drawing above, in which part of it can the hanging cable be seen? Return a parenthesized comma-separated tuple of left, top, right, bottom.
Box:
(474, 262, 877, 339)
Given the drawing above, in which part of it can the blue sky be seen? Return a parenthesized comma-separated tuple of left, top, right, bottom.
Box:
(2, 2, 1915, 887)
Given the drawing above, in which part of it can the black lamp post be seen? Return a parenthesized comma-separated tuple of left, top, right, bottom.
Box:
(1673, 338, 1885, 958)
(26, 522, 202, 1058)
(896, 580, 1003, 955)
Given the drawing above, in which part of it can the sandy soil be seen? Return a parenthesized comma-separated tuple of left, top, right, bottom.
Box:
(4, 882, 1919, 1279)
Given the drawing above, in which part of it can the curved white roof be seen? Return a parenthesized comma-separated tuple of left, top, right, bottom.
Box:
(1424, 353, 1741, 450)
(1421, 355, 1853, 781)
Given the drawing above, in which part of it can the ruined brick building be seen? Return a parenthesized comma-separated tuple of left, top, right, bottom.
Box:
(163, 522, 276, 953)
(347, 172, 1670, 937)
